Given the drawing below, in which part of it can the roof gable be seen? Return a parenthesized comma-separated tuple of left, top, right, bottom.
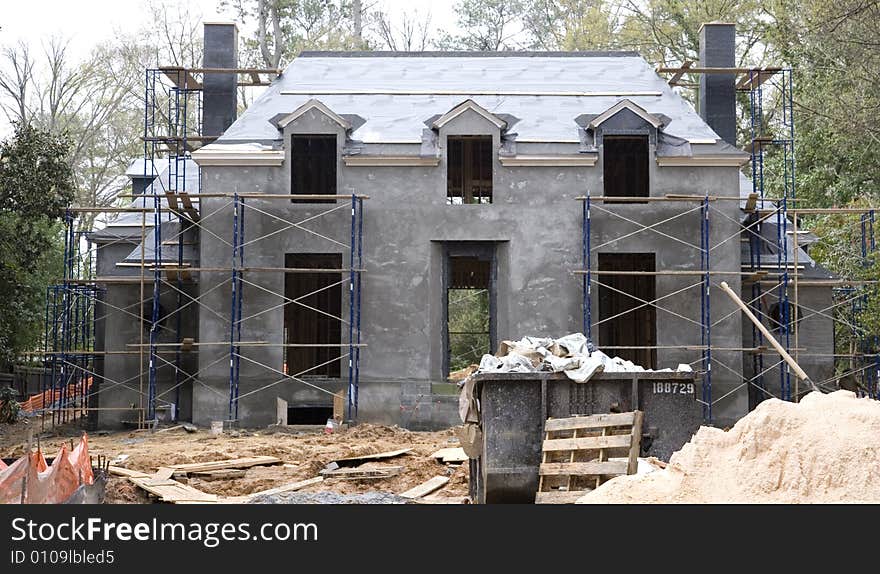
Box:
(276, 98, 351, 130)
(432, 99, 507, 131)
(589, 99, 663, 130)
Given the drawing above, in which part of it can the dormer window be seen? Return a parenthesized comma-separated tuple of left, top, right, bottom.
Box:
(447, 136, 492, 205)
(603, 135, 649, 203)
(291, 134, 336, 203)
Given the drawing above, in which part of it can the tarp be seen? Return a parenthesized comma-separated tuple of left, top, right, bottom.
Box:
(0, 434, 94, 504)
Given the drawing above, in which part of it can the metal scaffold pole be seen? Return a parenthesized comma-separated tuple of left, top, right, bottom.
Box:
(583, 191, 592, 344)
(701, 195, 712, 421)
(228, 192, 242, 423)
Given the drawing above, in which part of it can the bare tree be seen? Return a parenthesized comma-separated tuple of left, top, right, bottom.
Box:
(258, 0, 284, 67)
(0, 41, 34, 126)
(371, 7, 433, 51)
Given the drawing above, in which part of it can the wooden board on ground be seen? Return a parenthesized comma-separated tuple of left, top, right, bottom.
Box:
(129, 477, 218, 503)
(333, 448, 412, 467)
(413, 495, 470, 504)
(152, 467, 176, 480)
(400, 476, 449, 499)
(168, 456, 281, 473)
(192, 469, 247, 481)
(320, 465, 403, 480)
(536, 410, 643, 504)
(430, 447, 468, 463)
(109, 466, 150, 479)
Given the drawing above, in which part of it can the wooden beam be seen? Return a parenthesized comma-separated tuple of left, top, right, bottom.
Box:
(667, 60, 693, 86)
(400, 476, 449, 499)
(168, 456, 281, 473)
(544, 412, 635, 432)
(542, 434, 631, 452)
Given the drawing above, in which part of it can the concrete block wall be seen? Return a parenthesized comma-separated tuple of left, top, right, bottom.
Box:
(191, 105, 748, 429)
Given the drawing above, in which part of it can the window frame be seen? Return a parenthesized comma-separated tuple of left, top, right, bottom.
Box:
(290, 133, 338, 204)
(602, 134, 650, 203)
(446, 135, 494, 205)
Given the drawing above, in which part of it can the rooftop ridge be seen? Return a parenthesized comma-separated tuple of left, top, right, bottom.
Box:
(297, 50, 641, 58)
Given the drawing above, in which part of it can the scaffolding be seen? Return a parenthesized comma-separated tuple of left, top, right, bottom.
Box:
(33, 57, 880, 431)
(578, 64, 880, 424)
(40, 212, 100, 429)
(34, 64, 371, 430)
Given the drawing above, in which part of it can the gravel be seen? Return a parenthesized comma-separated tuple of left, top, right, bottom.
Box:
(248, 490, 412, 504)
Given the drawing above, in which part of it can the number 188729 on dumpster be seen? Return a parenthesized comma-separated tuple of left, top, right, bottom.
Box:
(651, 382, 695, 395)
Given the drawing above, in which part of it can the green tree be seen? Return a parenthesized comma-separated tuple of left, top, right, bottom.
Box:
(224, 0, 366, 67)
(0, 123, 75, 366)
(523, 0, 621, 50)
(436, 0, 528, 50)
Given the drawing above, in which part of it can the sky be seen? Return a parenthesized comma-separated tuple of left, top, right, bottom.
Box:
(0, 0, 460, 62)
(0, 0, 460, 136)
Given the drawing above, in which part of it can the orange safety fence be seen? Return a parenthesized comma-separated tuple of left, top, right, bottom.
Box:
(0, 434, 94, 504)
(19, 377, 93, 413)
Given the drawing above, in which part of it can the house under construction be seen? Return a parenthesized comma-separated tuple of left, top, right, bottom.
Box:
(36, 22, 879, 443)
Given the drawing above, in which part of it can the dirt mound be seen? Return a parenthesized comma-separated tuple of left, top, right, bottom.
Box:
(578, 391, 880, 504)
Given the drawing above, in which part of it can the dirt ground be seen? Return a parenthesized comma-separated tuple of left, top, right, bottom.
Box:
(0, 417, 469, 504)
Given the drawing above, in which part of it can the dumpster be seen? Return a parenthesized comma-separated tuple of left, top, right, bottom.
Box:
(468, 371, 702, 503)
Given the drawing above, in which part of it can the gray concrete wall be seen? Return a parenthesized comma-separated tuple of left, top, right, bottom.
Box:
(194, 105, 748, 428)
(741, 283, 834, 404)
(94, 232, 199, 428)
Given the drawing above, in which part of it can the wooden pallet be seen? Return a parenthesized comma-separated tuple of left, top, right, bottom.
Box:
(536, 411, 643, 504)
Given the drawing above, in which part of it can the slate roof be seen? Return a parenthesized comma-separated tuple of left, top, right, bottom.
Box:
(215, 51, 728, 146)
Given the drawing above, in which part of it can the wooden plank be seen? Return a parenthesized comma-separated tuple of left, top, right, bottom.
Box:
(535, 490, 590, 504)
(745, 192, 758, 212)
(544, 412, 635, 432)
(168, 456, 281, 473)
(130, 477, 217, 503)
(542, 434, 631, 452)
(628, 411, 645, 475)
(332, 391, 345, 421)
(243, 476, 323, 500)
(430, 447, 468, 463)
(320, 465, 402, 479)
(414, 495, 470, 504)
(276, 397, 288, 426)
(108, 466, 150, 478)
(152, 467, 175, 480)
(539, 460, 629, 476)
(192, 469, 247, 480)
(400, 476, 449, 499)
(333, 448, 412, 466)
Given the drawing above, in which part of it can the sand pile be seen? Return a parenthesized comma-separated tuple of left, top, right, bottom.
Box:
(577, 391, 880, 504)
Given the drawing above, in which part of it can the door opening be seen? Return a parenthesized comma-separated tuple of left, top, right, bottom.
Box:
(284, 253, 342, 377)
(444, 246, 495, 376)
(597, 253, 657, 369)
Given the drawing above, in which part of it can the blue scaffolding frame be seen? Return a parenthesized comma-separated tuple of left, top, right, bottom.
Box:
(225, 193, 366, 425)
(41, 212, 101, 428)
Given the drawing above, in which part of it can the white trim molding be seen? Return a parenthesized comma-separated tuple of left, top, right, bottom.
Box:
(277, 98, 351, 130)
(590, 99, 663, 130)
(343, 155, 440, 167)
(656, 155, 750, 167)
(192, 145, 284, 166)
(432, 99, 507, 130)
(499, 154, 598, 167)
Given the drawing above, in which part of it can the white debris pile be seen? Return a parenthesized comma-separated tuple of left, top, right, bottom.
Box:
(474, 333, 693, 383)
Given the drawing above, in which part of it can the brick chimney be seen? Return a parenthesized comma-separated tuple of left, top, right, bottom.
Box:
(698, 22, 736, 146)
(202, 22, 238, 139)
